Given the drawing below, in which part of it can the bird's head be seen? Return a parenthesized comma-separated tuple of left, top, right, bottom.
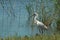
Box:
(29, 12, 38, 17)
(34, 12, 38, 16)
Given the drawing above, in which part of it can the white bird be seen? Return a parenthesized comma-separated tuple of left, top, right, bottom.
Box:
(32, 12, 48, 33)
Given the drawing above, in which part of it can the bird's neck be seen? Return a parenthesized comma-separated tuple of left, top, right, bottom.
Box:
(34, 15, 38, 21)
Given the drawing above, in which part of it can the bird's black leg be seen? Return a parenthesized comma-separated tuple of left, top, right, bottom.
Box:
(42, 30, 43, 35)
(39, 29, 40, 32)
(39, 29, 41, 34)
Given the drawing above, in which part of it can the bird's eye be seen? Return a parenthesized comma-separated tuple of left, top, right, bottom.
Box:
(33, 14, 36, 16)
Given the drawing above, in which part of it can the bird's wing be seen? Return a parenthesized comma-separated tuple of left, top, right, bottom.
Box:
(36, 20, 44, 25)
(36, 20, 48, 29)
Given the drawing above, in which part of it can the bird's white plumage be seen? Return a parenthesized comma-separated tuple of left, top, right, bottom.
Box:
(34, 20, 48, 29)
(34, 20, 43, 25)
(33, 12, 48, 29)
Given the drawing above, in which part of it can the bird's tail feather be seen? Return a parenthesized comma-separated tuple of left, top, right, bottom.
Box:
(44, 25, 48, 29)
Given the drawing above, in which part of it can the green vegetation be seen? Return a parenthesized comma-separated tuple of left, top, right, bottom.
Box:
(57, 19, 60, 31)
(0, 34, 60, 40)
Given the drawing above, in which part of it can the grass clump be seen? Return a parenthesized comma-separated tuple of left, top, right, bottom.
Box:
(0, 34, 60, 40)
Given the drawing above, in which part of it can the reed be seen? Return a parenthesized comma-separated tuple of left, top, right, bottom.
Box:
(1, 34, 60, 40)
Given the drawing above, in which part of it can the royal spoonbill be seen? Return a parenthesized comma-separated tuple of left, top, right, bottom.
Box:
(31, 12, 48, 33)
